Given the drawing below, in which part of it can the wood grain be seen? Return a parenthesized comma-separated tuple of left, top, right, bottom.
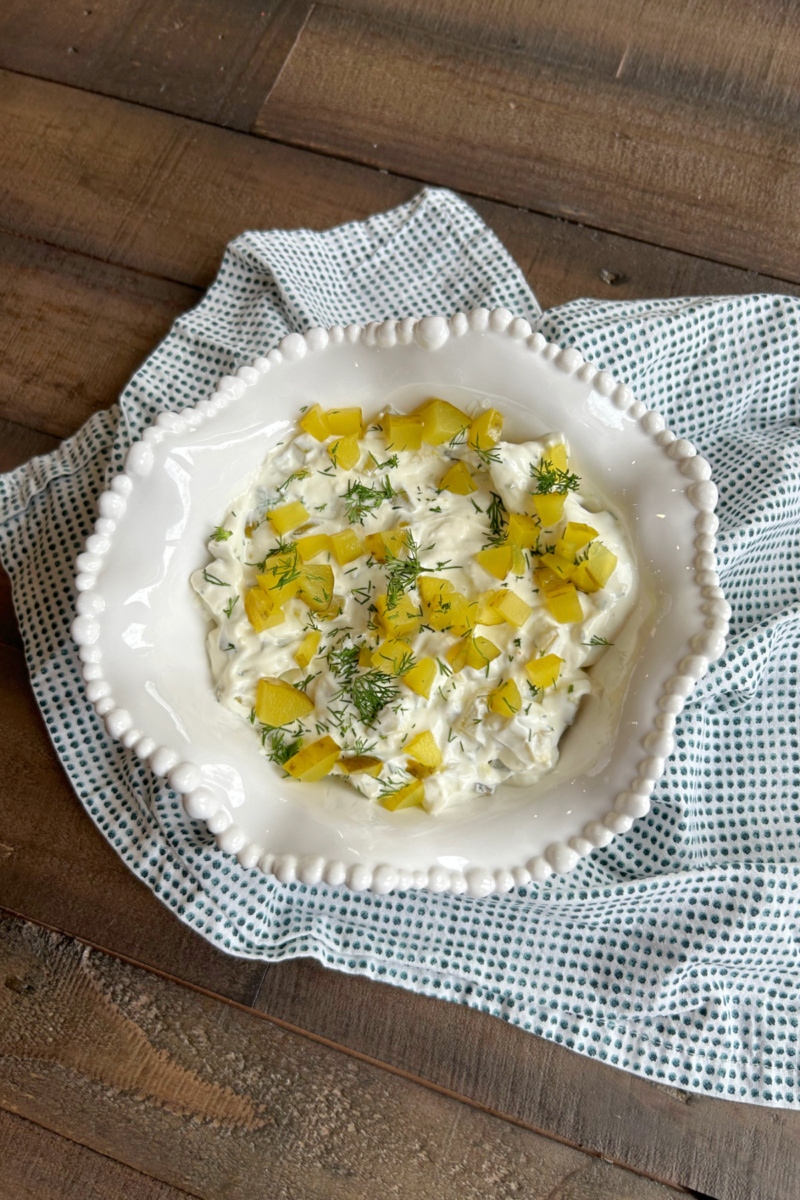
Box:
(0, 231, 198, 439)
(0, 644, 266, 1006)
(256, 2, 800, 282)
(0, 1107, 194, 1200)
(256, 957, 800, 1200)
(0, 0, 313, 131)
(0, 913, 688, 1200)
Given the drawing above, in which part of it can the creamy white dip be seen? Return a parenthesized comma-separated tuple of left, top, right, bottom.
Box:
(192, 407, 637, 813)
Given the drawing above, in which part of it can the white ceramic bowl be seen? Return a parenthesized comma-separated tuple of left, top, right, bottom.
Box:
(72, 310, 727, 896)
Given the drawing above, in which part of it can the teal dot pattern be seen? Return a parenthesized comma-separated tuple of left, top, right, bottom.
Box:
(1, 189, 799, 1107)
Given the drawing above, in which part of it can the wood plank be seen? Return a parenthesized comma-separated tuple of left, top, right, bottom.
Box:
(0, 644, 266, 1006)
(0, 913, 688, 1200)
(0, 1107, 194, 1200)
(0, 231, 198, 439)
(255, 2, 800, 282)
(255, 957, 800, 1200)
(0, 73, 797, 328)
(0, 0, 312, 131)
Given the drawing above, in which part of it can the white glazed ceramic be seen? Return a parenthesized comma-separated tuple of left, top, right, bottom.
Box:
(72, 310, 728, 896)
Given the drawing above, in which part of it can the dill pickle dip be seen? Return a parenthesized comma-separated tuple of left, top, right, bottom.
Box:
(191, 398, 637, 814)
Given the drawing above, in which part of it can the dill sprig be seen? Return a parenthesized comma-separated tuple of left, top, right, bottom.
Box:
(487, 492, 507, 542)
(262, 726, 304, 766)
(276, 468, 309, 498)
(384, 532, 423, 609)
(367, 452, 400, 471)
(223, 595, 239, 618)
(212, 526, 232, 542)
(343, 476, 396, 524)
(202, 569, 228, 586)
(345, 670, 400, 726)
(473, 443, 502, 467)
(583, 634, 612, 646)
(327, 642, 360, 682)
(256, 542, 302, 588)
(530, 460, 581, 495)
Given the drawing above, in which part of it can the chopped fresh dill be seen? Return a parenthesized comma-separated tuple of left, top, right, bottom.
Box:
(436, 658, 453, 677)
(487, 491, 507, 541)
(202, 569, 228, 586)
(394, 649, 416, 676)
(513, 637, 522, 648)
(276, 468, 309, 497)
(212, 526, 232, 542)
(345, 670, 399, 726)
(528, 682, 542, 699)
(351, 582, 373, 605)
(583, 634, 613, 646)
(249, 707, 256, 724)
(344, 476, 396, 524)
(223, 595, 239, 618)
(222, 642, 235, 651)
(473, 443, 502, 467)
(368, 452, 400, 471)
(429, 504, 442, 513)
(469, 498, 483, 514)
(384, 532, 423, 609)
(327, 643, 360, 682)
(530, 460, 581, 495)
(295, 672, 317, 693)
(262, 727, 303, 766)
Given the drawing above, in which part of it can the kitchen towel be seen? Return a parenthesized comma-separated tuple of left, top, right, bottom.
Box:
(1, 187, 798, 1106)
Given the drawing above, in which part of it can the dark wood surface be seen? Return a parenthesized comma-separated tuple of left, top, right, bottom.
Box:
(2, 3, 799, 1197)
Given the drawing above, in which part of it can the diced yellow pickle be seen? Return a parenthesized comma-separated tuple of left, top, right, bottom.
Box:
(255, 677, 315, 726)
(297, 564, 334, 611)
(544, 584, 583, 624)
(467, 636, 501, 669)
(268, 500, 309, 536)
(381, 779, 425, 811)
(384, 413, 423, 450)
(330, 528, 365, 565)
(506, 512, 540, 549)
(402, 657, 437, 699)
(525, 654, 563, 689)
(371, 638, 415, 674)
(406, 759, 435, 779)
(294, 629, 322, 669)
(299, 404, 331, 441)
(338, 754, 383, 776)
(283, 735, 341, 781)
(439, 461, 477, 495)
(328, 433, 360, 471)
(424, 590, 468, 631)
(450, 600, 480, 636)
(327, 407, 364, 436)
(475, 544, 514, 580)
(375, 593, 421, 637)
(296, 533, 331, 562)
(539, 552, 576, 580)
(405, 730, 443, 768)
(446, 639, 470, 672)
(476, 591, 508, 626)
(417, 576, 454, 604)
(414, 398, 469, 445)
(358, 646, 373, 668)
(468, 408, 503, 450)
(532, 492, 566, 526)
(245, 587, 285, 632)
(490, 589, 533, 628)
(542, 443, 568, 471)
(316, 593, 345, 620)
(533, 565, 564, 595)
(488, 678, 522, 717)
(556, 522, 598, 559)
(586, 541, 617, 587)
(364, 528, 408, 561)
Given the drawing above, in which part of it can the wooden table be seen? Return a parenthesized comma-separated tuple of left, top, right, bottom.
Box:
(2, 4, 799, 1197)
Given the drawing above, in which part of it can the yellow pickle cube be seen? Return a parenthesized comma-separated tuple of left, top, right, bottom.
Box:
(381, 779, 425, 811)
(506, 512, 540, 549)
(294, 629, 322, 669)
(539, 552, 576, 581)
(297, 564, 335, 611)
(439, 461, 477, 495)
(475, 544, 524, 580)
(330, 528, 365, 565)
(402, 657, 437, 699)
(525, 654, 563, 690)
(245, 587, 285, 632)
(404, 730, 443, 768)
(414, 397, 469, 445)
(371, 638, 415, 674)
(424, 589, 468, 631)
(490, 589, 533, 628)
(417, 576, 454, 604)
(375, 592, 421, 637)
(255, 677, 315, 726)
(468, 408, 503, 450)
(268, 501, 309, 536)
(364, 528, 409, 562)
(542, 443, 568, 471)
(299, 404, 331, 441)
(338, 754, 383, 777)
(532, 492, 566, 527)
(296, 533, 331, 562)
(544, 584, 583, 624)
(487, 678, 522, 717)
(284, 736, 341, 781)
(556, 522, 598, 560)
(327, 407, 364, 436)
(383, 413, 423, 450)
(328, 433, 361, 471)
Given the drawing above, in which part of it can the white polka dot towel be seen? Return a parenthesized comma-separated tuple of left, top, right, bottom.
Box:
(1, 188, 798, 1106)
